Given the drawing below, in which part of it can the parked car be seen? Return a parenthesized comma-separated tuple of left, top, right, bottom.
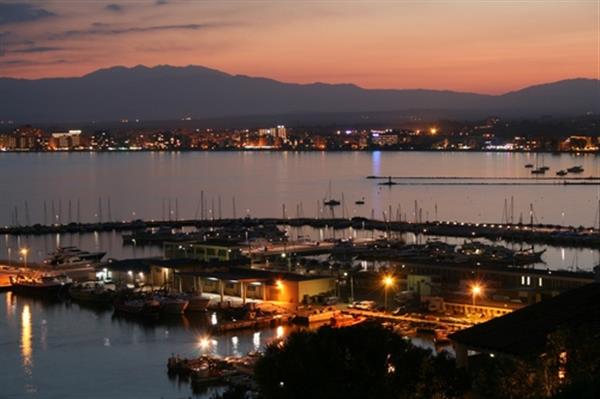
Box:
(324, 296, 339, 306)
(354, 300, 377, 311)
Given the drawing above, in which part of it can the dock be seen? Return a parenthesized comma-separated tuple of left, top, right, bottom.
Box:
(212, 314, 291, 333)
(1, 217, 598, 248)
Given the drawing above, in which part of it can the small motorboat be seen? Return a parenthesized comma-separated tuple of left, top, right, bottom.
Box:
(556, 170, 568, 176)
(355, 198, 365, 205)
(531, 168, 546, 175)
(567, 165, 584, 173)
(524, 164, 534, 168)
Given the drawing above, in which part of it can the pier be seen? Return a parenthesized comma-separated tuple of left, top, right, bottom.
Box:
(368, 175, 600, 186)
(1, 217, 599, 248)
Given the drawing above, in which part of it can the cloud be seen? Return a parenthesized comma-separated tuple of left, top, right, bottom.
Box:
(0, 3, 55, 25)
(49, 23, 213, 40)
(105, 4, 124, 13)
(12, 46, 64, 54)
(0, 58, 68, 67)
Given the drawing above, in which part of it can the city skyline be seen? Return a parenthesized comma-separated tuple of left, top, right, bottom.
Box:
(0, 0, 598, 94)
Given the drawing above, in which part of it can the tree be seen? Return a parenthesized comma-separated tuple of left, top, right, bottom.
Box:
(254, 322, 468, 399)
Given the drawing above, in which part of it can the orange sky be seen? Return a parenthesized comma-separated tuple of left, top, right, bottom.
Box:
(0, 0, 598, 94)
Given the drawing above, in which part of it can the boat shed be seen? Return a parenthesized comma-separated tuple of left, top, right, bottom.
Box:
(176, 267, 336, 305)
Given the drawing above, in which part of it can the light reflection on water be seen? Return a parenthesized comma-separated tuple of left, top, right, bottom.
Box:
(20, 303, 35, 396)
(0, 151, 598, 226)
(0, 293, 288, 398)
(1, 292, 450, 398)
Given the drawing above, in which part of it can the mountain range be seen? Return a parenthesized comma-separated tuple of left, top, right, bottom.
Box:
(0, 65, 598, 124)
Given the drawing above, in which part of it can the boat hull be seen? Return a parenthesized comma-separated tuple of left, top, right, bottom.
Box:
(114, 299, 160, 318)
(186, 297, 211, 312)
(69, 288, 115, 305)
(159, 299, 189, 315)
(11, 282, 70, 298)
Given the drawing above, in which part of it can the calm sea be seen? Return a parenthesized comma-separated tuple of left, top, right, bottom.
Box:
(0, 291, 284, 399)
(1, 151, 598, 269)
(0, 151, 598, 226)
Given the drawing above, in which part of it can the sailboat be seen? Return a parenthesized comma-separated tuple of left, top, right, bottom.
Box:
(323, 181, 341, 207)
(531, 154, 549, 174)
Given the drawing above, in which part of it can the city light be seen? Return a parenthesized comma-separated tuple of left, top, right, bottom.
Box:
(382, 275, 395, 287)
(199, 336, 211, 349)
(382, 275, 395, 311)
(471, 283, 484, 306)
(20, 248, 28, 267)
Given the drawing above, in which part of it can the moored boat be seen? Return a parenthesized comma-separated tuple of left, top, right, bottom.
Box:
(44, 246, 106, 267)
(114, 296, 160, 318)
(185, 295, 211, 312)
(69, 281, 115, 305)
(567, 165, 584, 173)
(10, 274, 72, 297)
(156, 295, 189, 315)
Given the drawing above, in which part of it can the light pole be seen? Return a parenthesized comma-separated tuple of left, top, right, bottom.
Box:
(20, 248, 29, 268)
(344, 272, 354, 303)
(383, 275, 394, 311)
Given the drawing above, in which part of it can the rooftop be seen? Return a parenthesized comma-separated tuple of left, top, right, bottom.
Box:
(177, 267, 334, 283)
(104, 257, 249, 272)
(449, 283, 600, 356)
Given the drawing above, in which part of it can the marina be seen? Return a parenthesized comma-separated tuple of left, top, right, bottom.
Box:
(0, 151, 599, 398)
(2, 216, 599, 248)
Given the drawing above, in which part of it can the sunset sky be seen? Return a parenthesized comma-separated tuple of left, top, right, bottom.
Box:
(0, 0, 598, 94)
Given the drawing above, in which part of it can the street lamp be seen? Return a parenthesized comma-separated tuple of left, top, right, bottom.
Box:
(20, 248, 29, 268)
(471, 283, 483, 306)
(344, 272, 354, 303)
(382, 275, 395, 311)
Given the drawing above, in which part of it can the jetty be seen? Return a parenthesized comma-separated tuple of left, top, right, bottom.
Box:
(1, 217, 599, 248)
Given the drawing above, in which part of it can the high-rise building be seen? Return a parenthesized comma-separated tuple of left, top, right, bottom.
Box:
(51, 130, 82, 149)
(258, 125, 287, 141)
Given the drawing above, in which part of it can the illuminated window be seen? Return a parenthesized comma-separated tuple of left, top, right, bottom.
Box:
(558, 351, 567, 381)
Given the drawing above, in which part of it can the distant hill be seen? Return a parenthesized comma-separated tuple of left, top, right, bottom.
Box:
(0, 65, 598, 123)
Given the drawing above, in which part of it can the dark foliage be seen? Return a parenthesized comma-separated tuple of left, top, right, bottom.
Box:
(254, 322, 468, 399)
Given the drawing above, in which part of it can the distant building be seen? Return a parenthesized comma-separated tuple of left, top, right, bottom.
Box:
(370, 130, 398, 147)
(51, 130, 81, 150)
(0, 134, 17, 150)
(559, 135, 599, 152)
(258, 125, 287, 141)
